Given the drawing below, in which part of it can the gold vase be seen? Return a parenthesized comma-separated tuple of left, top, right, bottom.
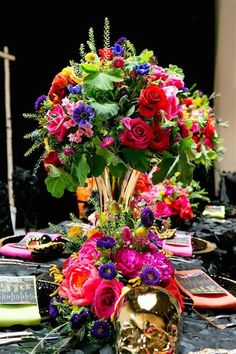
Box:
(115, 286, 182, 354)
(95, 167, 141, 212)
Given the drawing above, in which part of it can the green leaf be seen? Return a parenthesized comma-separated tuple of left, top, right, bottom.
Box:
(125, 105, 135, 117)
(45, 175, 66, 198)
(152, 156, 179, 184)
(122, 148, 149, 172)
(84, 72, 113, 90)
(80, 63, 99, 73)
(90, 102, 119, 119)
(139, 50, 154, 63)
(89, 155, 107, 176)
(109, 163, 127, 177)
(106, 68, 124, 81)
(72, 154, 90, 186)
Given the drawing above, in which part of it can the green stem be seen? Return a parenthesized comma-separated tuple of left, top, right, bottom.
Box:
(30, 322, 69, 354)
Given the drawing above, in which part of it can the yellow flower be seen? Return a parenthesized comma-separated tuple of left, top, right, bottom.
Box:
(87, 228, 100, 238)
(44, 138, 52, 152)
(128, 276, 141, 287)
(193, 97, 202, 108)
(135, 226, 147, 237)
(67, 225, 83, 238)
(163, 197, 172, 205)
(61, 66, 82, 83)
(183, 111, 189, 119)
(85, 52, 97, 62)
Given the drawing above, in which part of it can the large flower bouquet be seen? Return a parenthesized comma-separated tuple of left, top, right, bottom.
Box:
(46, 203, 183, 352)
(23, 18, 217, 199)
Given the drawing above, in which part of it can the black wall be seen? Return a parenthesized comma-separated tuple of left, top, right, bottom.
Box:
(0, 1, 216, 226)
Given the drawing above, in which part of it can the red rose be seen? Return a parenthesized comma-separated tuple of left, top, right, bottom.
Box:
(180, 206, 194, 221)
(120, 118, 153, 149)
(205, 121, 215, 137)
(149, 125, 170, 152)
(138, 84, 168, 118)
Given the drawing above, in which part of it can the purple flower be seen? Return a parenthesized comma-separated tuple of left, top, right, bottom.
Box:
(143, 250, 174, 282)
(89, 320, 113, 340)
(136, 63, 150, 76)
(141, 207, 154, 227)
(100, 137, 114, 148)
(114, 37, 127, 45)
(96, 236, 117, 249)
(141, 266, 161, 286)
(34, 95, 47, 110)
(111, 44, 124, 56)
(70, 309, 90, 329)
(73, 104, 95, 127)
(68, 83, 82, 94)
(98, 263, 117, 279)
(48, 299, 58, 320)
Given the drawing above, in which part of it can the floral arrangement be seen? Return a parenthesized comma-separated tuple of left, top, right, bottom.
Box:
(132, 172, 209, 234)
(22, 18, 223, 199)
(179, 89, 225, 169)
(46, 204, 184, 352)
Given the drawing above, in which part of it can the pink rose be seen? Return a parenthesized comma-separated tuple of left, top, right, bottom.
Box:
(47, 105, 68, 141)
(163, 86, 179, 119)
(59, 262, 101, 306)
(165, 74, 184, 89)
(113, 248, 144, 278)
(92, 279, 124, 319)
(120, 117, 153, 149)
(154, 202, 172, 218)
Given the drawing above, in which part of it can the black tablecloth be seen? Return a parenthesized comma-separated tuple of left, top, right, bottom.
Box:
(0, 216, 236, 353)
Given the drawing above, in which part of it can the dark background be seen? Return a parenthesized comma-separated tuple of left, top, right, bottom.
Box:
(0, 0, 216, 227)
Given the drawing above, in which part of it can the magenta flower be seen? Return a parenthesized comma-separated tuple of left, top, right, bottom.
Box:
(100, 137, 115, 148)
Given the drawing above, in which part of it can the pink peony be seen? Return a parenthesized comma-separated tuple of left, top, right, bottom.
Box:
(59, 262, 102, 306)
(113, 248, 144, 278)
(92, 279, 124, 319)
(143, 249, 174, 282)
(78, 240, 101, 265)
(121, 226, 133, 246)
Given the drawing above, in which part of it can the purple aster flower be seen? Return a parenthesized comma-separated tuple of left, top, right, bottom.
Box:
(182, 87, 189, 92)
(68, 83, 82, 94)
(100, 137, 114, 148)
(114, 37, 127, 45)
(34, 95, 47, 110)
(98, 263, 117, 279)
(141, 266, 161, 286)
(48, 299, 59, 320)
(136, 63, 150, 76)
(111, 44, 124, 56)
(90, 320, 113, 340)
(70, 309, 90, 329)
(73, 104, 95, 127)
(96, 236, 116, 249)
(141, 207, 154, 227)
